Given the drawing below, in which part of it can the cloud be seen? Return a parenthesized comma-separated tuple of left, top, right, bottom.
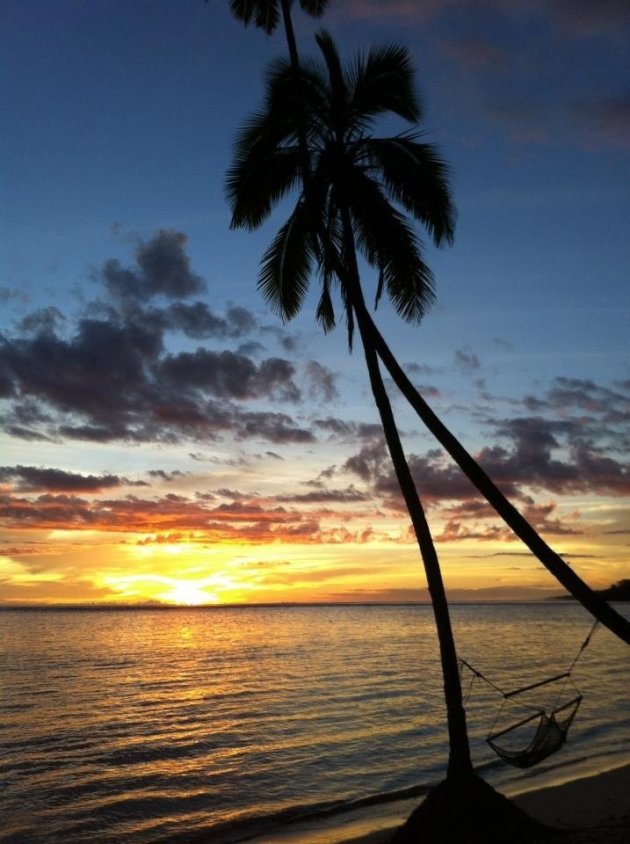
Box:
(0, 466, 141, 493)
(0, 490, 314, 540)
(436, 497, 581, 543)
(314, 417, 382, 442)
(455, 347, 481, 374)
(342, 0, 630, 31)
(277, 485, 369, 504)
(165, 302, 257, 339)
(0, 231, 314, 446)
(101, 230, 205, 303)
(18, 307, 66, 336)
(305, 360, 339, 402)
(159, 350, 301, 402)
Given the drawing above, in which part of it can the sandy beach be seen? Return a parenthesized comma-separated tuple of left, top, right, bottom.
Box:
(337, 764, 630, 844)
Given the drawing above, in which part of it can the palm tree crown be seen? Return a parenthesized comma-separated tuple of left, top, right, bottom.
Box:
(226, 31, 455, 342)
(229, 0, 329, 35)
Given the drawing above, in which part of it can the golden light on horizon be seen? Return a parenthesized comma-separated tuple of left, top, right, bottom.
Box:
(162, 580, 218, 606)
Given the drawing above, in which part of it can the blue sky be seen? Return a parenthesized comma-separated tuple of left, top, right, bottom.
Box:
(1, 0, 629, 605)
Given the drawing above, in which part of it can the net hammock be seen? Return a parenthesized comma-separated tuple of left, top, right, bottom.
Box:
(459, 620, 598, 769)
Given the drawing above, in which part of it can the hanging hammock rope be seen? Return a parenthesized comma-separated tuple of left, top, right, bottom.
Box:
(459, 620, 599, 769)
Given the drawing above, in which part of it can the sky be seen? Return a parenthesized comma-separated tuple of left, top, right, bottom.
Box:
(1, 0, 629, 606)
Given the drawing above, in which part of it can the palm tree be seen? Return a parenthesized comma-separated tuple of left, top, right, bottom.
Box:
(226, 35, 563, 838)
(228, 1, 328, 69)
(224, 1, 630, 648)
(227, 27, 475, 777)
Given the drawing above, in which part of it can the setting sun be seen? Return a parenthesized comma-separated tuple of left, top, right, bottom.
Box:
(164, 580, 218, 606)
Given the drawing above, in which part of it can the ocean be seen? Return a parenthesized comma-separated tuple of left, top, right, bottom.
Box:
(1, 603, 628, 843)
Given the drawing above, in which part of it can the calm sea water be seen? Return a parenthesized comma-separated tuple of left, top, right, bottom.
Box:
(1, 604, 628, 843)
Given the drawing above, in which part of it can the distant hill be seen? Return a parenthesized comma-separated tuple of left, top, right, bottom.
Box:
(596, 579, 630, 601)
(551, 579, 630, 602)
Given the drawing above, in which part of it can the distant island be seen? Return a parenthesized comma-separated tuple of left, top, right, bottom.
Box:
(552, 579, 630, 602)
(596, 579, 630, 601)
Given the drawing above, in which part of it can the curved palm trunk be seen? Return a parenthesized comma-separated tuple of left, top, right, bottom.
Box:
(279, 0, 300, 69)
(341, 211, 472, 778)
(355, 309, 630, 645)
(359, 319, 473, 778)
(315, 224, 628, 642)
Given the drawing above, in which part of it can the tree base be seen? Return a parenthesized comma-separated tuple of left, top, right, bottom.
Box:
(389, 773, 554, 843)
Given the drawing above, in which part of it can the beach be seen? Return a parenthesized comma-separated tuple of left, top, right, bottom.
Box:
(335, 764, 630, 844)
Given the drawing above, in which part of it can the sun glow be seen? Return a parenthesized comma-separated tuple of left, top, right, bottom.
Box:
(163, 580, 218, 606)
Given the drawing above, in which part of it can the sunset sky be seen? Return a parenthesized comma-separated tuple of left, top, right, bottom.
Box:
(2, 0, 629, 606)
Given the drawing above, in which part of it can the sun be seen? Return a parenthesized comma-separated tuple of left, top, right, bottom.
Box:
(165, 580, 217, 606)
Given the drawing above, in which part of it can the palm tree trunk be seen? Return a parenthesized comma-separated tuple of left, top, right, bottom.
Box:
(312, 212, 628, 643)
(278, 1, 314, 193)
(354, 309, 630, 645)
(359, 320, 473, 778)
(340, 210, 473, 778)
(279, 0, 300, 69)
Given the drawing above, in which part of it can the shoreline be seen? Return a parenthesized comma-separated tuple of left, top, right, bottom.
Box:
(254, 763, 630, 844)
(339, 763, 630, 844)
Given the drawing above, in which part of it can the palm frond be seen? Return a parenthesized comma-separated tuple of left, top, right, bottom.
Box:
(315, 30, 348, 128)
(361, 135, 455, 245)
(316, 279, 336, 332)
(229, 0, 279, 34)
(348, 168, 435, 322)
(227, 137, 301, 230)
(227, 60, 321, 230)
(299, 0, 330, 17)
(258, 200, 316, 320)
(348, 43, 420, 128)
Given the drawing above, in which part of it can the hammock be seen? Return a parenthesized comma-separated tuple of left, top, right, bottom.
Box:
(460, 621, 597, 769)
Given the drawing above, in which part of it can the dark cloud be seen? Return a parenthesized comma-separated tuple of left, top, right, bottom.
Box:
(305, 361, 339, 402)
(147, 469, 188, 482)
(344, 440, 388, 483)
(1, 326, 311, 443)
(0, 466, 140, 492)
(101, 230, 205, 303)
(314, 417, 382, 441)
(435, 498, 581, 543)
(343, 440, 496, 505)
(159, 350, 300, 402)
(1, 244, 312, 445)
(165, 302, 257, 340)
(234, 411, 314, 444)
(277, 485, 369, 504)
(19, 307, 66, 336)
(0, 490, 318, 540)
(455, 347, 481, 374)
(481, 411, 630, 496)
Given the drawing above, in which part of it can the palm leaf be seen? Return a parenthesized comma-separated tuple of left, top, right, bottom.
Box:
(348, 168, 435, 322)
(227, 137, 301, 230)
(299, 0, 329, 16)
(229, 0, 279, 34)
(361, 135, 455, 245)
(258, 199, 316, 320)
(348, 43, 420, 128)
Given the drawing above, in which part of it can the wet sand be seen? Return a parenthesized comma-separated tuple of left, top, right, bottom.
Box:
(337, 764, 630, 844)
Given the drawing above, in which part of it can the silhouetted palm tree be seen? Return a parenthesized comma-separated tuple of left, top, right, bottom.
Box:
(225, 1, 630, 647)
(229, 1, 328, 67)
(227, 29, 474, 779)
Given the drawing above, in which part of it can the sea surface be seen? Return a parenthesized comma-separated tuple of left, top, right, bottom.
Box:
(1, 603, 628, 843)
